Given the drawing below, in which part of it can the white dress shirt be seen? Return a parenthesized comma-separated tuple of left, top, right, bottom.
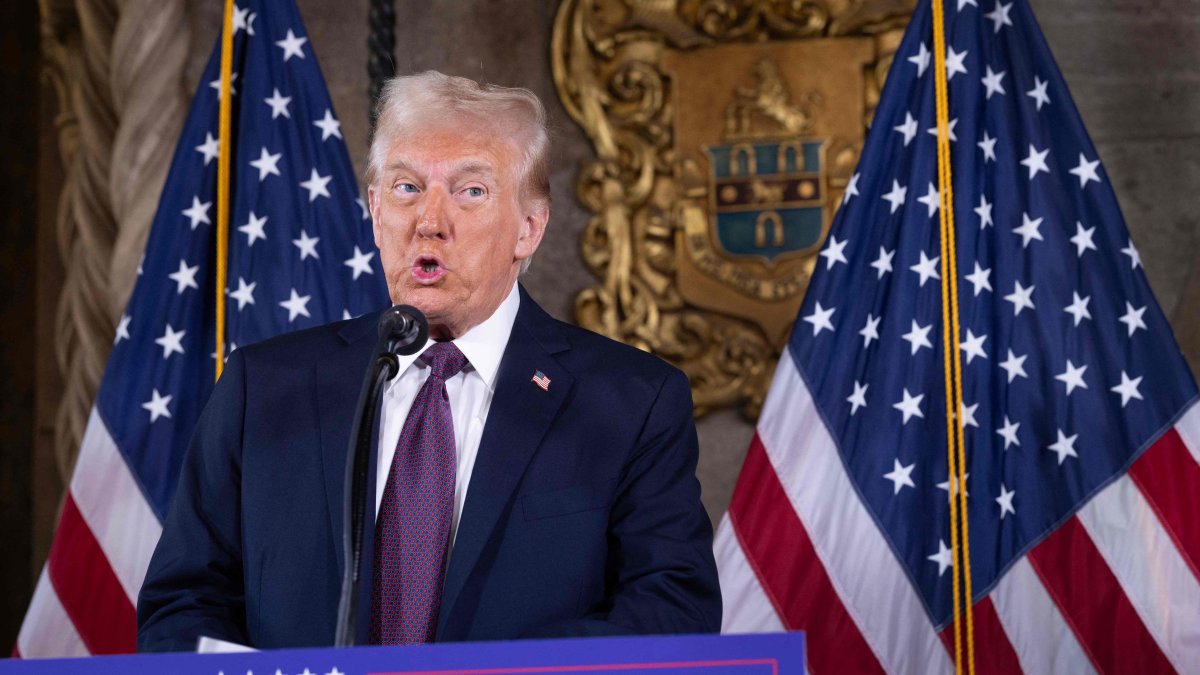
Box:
(375, 284, 520, 550)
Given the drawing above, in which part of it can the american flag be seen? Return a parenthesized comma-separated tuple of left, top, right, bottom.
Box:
(16, 0, 387, 657)
(715, 1, 1200, 673)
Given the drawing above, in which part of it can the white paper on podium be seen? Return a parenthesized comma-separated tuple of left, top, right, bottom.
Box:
(196, 636, 257, 653)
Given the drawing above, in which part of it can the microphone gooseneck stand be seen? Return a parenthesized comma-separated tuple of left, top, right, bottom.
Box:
(334, 305, 428, 647)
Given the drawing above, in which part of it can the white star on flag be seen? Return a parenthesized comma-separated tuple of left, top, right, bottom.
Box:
(154, 324, 186, 359)
(168, 259, 200, 294)
(910, 251, 940, 287)
(996, 484, 1016, 519)
(999, 349, 1028, 383)
(182, 196, 212, 229)
(916, 182, 941, 217)
(1111, 371, 1144, 407)
(974, 194, 993, 228)
(960, 330, 988, 364)
(1119, 301, 1147, 337)
(1027, 76, 1051, 110)
(803, 302, 835, 336)
(195, 132, 219, 165)
(894, 112, 918, 147)
(1048, 429, 1079, 465)
(884, 458, 917, 494)
(926, 119, 958, 143)
(965, 262, 992, 296)
(981, 66, 1006, 99)
(944, 46, 969, 81)
(264, 88, 292, 119)
(1014, 212, 1044, 247)
(1071, 222, 1097, 257)
(985, 1, 1014, 33)
(908, 42, 930, 77)
(928, 540, 953, 576)
(819, 235, 849, 269)
(343, 246, 376, 280)
(313, 109, 343, 141)
(842, 172, 860, 204)
(847, 381, 868, 415)
(279, 288, 313, 322)
(142, 389, 173, 423)
(978, 131, 997, 162)
(870, 247, 894, 279)
(859, 314, 881, 348)
(996, 415, 1021, 449)
(300, 168, 332, 202)
(238, 211, 268, 247)
(901, 320, 933, 355)
(881, 179, 907, 214)
(228, 277, 257, 311)
(1055, 359, 1089, 396)
(1004, 280, 1036, 316)
(1064, 292, 1092, 326)
(293, 229, 321, 260)
(1020, 144, 1051, 180)
(1069, 154, 1101, 187)
(114, 314, 131, 345)
(275, 29, 308, 61)
(250, 147, 283, 181)
(893, 388, 925, 424)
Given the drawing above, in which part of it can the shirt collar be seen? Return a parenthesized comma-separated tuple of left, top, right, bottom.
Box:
(391, 283, 520, 392)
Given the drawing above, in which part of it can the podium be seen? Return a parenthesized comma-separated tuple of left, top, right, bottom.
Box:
(0, 633, 804, 674)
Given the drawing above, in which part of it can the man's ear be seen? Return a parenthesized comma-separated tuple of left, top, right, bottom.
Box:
(368, 184, 382, 249)
(515, 199, 550, 262)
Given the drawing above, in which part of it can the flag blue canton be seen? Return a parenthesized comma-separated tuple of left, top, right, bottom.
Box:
(96, 0, 388, 520)
(790, 0, 1198, 628)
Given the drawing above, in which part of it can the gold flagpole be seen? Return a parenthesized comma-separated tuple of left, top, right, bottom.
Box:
(214, 0, 235, 380)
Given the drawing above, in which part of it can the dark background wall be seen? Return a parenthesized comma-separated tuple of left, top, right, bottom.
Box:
(3, 0, 1197, 648)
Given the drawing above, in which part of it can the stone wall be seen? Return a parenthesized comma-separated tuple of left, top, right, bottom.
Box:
(182, 0, 1200, 522)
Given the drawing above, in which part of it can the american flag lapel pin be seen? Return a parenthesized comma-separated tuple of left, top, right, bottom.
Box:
(531, 370, 551, 392)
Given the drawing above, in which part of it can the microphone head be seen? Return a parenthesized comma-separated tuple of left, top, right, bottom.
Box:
(377, 305, 428, 355)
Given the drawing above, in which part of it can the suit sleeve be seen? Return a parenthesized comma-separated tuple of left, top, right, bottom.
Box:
(526, 367, 722, 637)
(137, 348, 249, 652)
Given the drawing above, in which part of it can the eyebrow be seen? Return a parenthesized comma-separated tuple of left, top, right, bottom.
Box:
(383, 159, 499, 182)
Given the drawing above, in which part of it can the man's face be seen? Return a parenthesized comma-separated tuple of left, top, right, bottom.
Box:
(368, 120, 548, 338)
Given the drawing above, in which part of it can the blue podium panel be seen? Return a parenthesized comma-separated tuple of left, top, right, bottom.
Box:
(0, 633, 804, 675)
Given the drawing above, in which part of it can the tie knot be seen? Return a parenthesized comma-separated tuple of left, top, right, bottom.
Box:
(420, 341, 467, 382)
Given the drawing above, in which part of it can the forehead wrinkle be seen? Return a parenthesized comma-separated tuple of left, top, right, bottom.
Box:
(383, 154, 503, 182)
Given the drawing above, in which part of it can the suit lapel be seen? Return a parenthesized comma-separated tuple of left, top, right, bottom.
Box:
(315, 314, 379, 582)
(437, 288, 573, 637)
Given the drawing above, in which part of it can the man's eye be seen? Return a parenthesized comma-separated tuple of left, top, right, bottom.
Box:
(464, 186, 485, 198)
(396, 183, 419, 194)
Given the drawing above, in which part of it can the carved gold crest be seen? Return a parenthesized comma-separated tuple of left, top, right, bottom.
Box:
(552, 0, 914, 416)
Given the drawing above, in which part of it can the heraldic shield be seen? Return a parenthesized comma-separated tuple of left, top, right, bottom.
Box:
(705, 139, 825, 262)
(553, 1, 915, 416)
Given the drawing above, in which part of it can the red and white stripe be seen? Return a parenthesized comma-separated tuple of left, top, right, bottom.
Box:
(716, 349, 1200, 674)
(16, 408, 163, 657)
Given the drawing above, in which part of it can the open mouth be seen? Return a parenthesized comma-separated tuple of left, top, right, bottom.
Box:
(412, 255, 446, 282)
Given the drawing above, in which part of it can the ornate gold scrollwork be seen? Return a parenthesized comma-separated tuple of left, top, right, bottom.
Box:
(552, 0, 913, 418)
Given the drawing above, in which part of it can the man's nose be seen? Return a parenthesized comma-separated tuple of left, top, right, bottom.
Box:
(415, 187, 450, 239)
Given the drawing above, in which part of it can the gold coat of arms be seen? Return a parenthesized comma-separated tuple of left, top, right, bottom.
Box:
(552, 0, 914, 416)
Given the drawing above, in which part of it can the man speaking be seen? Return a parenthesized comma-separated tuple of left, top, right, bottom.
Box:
(137, 72, 721, 650)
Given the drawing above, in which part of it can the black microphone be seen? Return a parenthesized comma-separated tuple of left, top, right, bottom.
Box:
(334, 304, 429, 646)
(377, 304, 429, 357)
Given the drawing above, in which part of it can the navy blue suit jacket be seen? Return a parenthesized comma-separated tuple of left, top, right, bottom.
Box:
(137, 287, 720, 651)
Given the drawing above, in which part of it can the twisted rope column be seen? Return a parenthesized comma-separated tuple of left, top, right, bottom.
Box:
(40, 0, 189, 481)
(367, 0, 396, 128)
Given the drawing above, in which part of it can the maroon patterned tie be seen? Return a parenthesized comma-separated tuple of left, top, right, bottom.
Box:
(370, 341, 467, 644)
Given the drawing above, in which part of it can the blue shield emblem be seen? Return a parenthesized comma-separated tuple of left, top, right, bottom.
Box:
(705, 140, 825, 262)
